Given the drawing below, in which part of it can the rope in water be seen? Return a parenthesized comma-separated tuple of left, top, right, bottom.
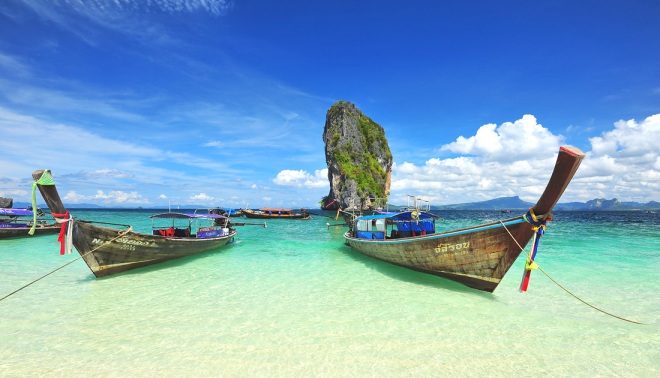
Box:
(499, 220, 643, 325)
(0, 224, 133, 303)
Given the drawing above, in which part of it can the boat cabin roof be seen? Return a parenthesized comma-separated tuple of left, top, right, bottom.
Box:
(259, 208, 294, 212)
(356, 211, 440, 222)
(150, 212, 227, 219)
(0, 208, 35, 216)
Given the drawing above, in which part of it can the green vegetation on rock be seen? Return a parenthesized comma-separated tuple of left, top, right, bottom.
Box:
(322, 100, 393, 208)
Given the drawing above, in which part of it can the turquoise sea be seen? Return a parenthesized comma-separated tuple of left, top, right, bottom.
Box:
(1, 209, 658, 377)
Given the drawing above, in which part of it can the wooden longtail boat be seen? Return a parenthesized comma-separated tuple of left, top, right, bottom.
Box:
(31, 170, 237, 278)
(243, 207, 311, 220)
(211, 207, 244, 217)
(0, 208, 60, 239)
(344, 146, 585, 292)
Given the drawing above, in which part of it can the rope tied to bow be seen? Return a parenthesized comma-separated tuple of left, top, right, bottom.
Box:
(523, 207, 552, 231)
(520, 208, 552, 291)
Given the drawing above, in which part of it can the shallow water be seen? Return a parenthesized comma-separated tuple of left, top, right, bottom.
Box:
(1, 210, 658, 376)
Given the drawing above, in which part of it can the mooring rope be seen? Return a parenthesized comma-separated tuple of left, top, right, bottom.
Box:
(0, 225, 133, 303)
(499, 220, 643, 325)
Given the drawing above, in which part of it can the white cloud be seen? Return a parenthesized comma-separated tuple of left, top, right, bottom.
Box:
(0, 189, 29, 197)
(272, 169, 328, 188)
(204, 140, 223, 148)
(189, 193, 216, 204)
(62, 190, 148, 204)
(588, 114, 659, 157)
(441, 114, 563, 161)
(391, 114, 660, 204)
(578, 114, 660, 202)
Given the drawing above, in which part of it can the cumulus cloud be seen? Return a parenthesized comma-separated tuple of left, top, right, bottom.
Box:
(62, 190, 148, 204)
(391, 114, 660, 205)
(580, 114, 660, 201)
(441, 114, 563, 161)
(189, 193, 215, 203)
(273, 169, 328, 188)
(589, 114, 659, 157)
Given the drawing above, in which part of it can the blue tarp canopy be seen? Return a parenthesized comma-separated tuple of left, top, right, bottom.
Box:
(356, 211, 440, 222)
(0, 208, 34, 216)
(150, 212, 226, 219)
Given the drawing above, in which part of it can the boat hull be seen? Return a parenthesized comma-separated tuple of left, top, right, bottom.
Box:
(242, 210, 310, 219)
(72, 220, 235, 277)
(345, 217, 531, 292)
(0, 224, 60, 239)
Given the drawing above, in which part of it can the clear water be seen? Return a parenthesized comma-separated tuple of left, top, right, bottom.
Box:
(1, 210, 658, 376)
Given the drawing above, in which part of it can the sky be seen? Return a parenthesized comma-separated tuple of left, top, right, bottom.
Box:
(0, 0, 658, 209)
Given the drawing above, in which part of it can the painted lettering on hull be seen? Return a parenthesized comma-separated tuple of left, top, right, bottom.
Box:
(91, 237, 157, 248)
(434, 242, 471, 258)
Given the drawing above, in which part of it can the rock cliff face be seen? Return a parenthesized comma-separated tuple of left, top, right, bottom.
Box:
(321, 100, 392, 210)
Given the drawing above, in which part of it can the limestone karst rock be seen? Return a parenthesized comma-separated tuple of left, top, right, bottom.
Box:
(321, 100, 392, 210)
(0, 197, 13, 208)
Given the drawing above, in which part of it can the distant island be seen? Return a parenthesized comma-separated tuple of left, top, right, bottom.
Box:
(12, 196, 658, 211)
(430, 196, 659, 211)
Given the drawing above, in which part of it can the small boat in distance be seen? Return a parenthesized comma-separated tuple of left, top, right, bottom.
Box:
(31, 170, 240, 278)
(211, 207, 244, 217)
(344, 146, 585, 292)
(243, 207, 311, 220)
(0, 207, 60, 239)
(336, 197, 393, 227)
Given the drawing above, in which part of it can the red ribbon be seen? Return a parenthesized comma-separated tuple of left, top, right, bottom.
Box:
(51, 211, 69, 255)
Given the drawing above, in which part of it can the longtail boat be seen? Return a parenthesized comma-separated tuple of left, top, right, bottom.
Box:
(211, 207, 244, 217)
(31, 170, 238, 278)
(344, 146, 585, 292)
(243, 207, 311, 220)
(0, 207, 60, 239)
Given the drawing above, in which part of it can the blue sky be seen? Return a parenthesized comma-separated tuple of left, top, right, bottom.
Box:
(0, 0, 658, 208)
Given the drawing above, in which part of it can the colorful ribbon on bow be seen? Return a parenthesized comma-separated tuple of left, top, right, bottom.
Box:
(520, 208, 551, 292)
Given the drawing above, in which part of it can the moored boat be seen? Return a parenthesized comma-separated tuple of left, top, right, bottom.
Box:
(243, 207, 311, 219)
(31, 170, 238, 277)
(0, 207, 60, 239)
(211, 207, 244, 217)
(344, 146, 585, 292)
